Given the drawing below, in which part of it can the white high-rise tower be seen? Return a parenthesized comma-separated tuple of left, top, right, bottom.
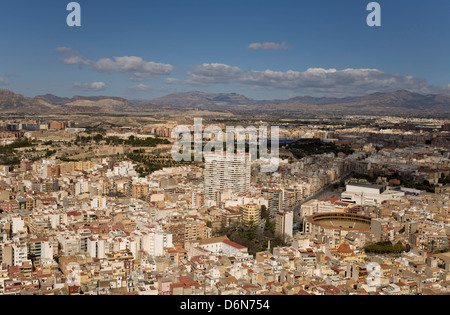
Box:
(204, 153, 251, 199)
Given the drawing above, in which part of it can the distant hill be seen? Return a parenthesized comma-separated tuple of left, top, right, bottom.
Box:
(34, 94, 72, 106)
(0, 90, 165, 114)
(0, 89, 61, 113)
(0, 88, 449, 116)
(149, 91, 257, 109)
(259, 90, 450, 113)
(149, 90, 450, 115)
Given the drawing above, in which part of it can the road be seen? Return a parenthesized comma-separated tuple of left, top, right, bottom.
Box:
(293, 172, 352, 225)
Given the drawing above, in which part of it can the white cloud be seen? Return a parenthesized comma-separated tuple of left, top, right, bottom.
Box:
(0, 78, 10, 86)
(183, 63, 450, 96)
(92, 56, 173, 81)
(164, 78, 182, 85)
(56, 46, 73, 53)
(57, 47, 173, 81)
(57, 47, 90, 66)
(248, 42, 291, 51)
(127, 84, 178, 95)
(128, 84, 153, 92)
(73, 81, 108, 92)
(0, 73, 19, 86)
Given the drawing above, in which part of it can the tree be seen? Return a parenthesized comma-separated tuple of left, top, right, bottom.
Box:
(393, 241, 406, 253)
(93, 134, 103, 143)
(364, 240, 407, 254)
(261, 205, 269, 220)
(264, 219, 275, 234)
(244, 220, 258, 242)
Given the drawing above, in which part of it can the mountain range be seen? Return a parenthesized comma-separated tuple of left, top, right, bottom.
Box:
(148, 90, 450, 115)
(1, 88, 450, 116)
(0, 89, 170, 114)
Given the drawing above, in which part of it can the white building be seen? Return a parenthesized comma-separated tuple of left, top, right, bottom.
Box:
(11, 217, 25, 234)
(138, 229, 173, 257)
(275, 211, 294, 241)
(341, 183, 404, 206)
(90, 197, 107, 209)
(75, 180, 89, 196)
(87, 236, 106, 259)
(194, 236, 249, 257)
(12, 243, 28, 266)
(59, 233, 81, 256)
(41, 241, 54, 260)
(204, 153, 251, 199)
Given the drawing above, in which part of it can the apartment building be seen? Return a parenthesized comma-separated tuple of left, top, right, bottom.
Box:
(239, 202, 261, 227)
(204, 153, 251, 200)
(275, 211, 294, 241)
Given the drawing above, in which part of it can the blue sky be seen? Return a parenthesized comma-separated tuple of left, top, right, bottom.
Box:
(0, 0, 449, 100)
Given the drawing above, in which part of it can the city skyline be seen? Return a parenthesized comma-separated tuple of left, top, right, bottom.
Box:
(0, 115, 449, 296)
(0, 0, 449, 100)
